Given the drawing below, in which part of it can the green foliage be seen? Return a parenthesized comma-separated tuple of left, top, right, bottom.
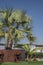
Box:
(23, 44, 43, 58)
(0, 22, 3, 27)
(22, 44, 30, 51)
(0, 29, 4, 37)
(27, 33, 36, 45)
(32, 47, 42, 52)
(9, 10, 31, 23)
(0, 9, 35, 49)
(30, 52, 43, 58)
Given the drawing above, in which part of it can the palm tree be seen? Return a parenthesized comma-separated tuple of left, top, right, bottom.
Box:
(0, 9, 32, 49)
(22, 44, 30, 60)
(27, 32, 36, 45)
(22, 44, 40, 61)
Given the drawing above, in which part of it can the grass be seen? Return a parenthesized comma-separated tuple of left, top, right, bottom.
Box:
(1, 61, 43, 65)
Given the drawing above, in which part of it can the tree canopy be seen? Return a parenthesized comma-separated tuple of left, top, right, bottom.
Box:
(0, 8, 35, 49)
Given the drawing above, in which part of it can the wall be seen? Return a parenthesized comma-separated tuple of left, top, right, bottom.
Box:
(0, 49, 23, 62)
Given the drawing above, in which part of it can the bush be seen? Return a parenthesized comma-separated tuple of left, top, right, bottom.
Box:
(26, 52, 43, 58)
(30, 52, 43, 58)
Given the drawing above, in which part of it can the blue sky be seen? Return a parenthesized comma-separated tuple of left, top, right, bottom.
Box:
(0, 0, 43, 45)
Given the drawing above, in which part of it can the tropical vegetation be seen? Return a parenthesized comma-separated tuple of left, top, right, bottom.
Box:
(0, 8, 35, 49)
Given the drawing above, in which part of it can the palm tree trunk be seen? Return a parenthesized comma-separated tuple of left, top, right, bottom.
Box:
(26, 55, 29, 61)
(5, 27, 13, 49)
(6, 27, 13, 49)
(5, 38, 12, 49)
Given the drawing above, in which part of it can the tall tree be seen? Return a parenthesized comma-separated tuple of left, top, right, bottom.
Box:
(0, 9, 32, 49)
